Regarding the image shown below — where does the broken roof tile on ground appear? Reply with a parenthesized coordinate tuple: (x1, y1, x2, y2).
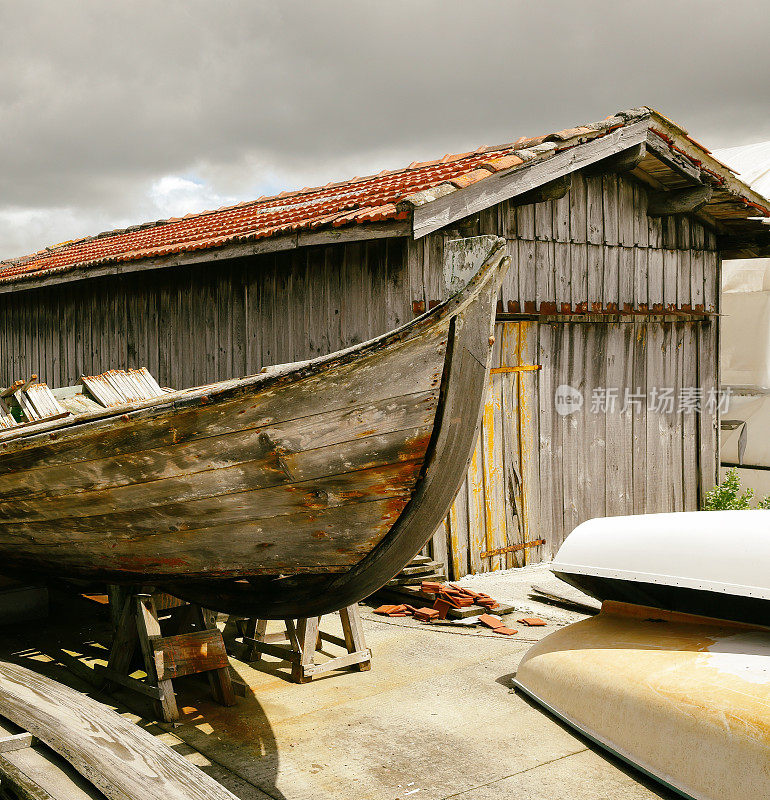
(3, 105, 769, 287)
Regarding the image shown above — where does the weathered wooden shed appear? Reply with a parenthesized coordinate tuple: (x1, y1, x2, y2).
(1, 106, 768, 579)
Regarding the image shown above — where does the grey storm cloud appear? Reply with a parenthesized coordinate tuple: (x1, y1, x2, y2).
(1, 0, 769, 257)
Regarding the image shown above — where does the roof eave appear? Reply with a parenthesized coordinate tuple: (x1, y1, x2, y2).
(0, 219, 411, 296)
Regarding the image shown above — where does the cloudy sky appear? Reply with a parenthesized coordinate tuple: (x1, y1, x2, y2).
(2, 1, 769, 259)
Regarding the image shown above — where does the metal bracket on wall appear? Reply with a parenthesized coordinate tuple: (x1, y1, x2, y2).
(490, 365, 541, 374)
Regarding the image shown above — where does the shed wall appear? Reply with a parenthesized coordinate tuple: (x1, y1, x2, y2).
(429, 171, 720, 572)
(0, 238, 411, 390)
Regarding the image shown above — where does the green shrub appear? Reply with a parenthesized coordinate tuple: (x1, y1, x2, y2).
(703, 468, 770, 510)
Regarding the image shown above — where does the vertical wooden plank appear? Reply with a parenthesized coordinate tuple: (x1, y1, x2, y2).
(467, 434, 485, 575)
(518, 240, 537, 311)
(480, 371, 503, 572)
(697, 319, 719, 501)
(601, 174, 619, 246)
(619, 247, 635, 313)
(569, 172, 587, 244)
(554, 242, 571, 308)
(448, 478, 470, 579)
(682, 322, 699, 510)
(663, 249, 678, 311)
(517, 203, 535, 241)
(534, 200, 553, 242)
(518, 320, 542, 561)
(559, 323, 579, 541)
(617, 175, 635, 247)
(604, 323, 625, 516)
(499, 322, 523, 568)
(603, 246, 620, 309)
(501, 238, 520, 312)
(570, 244, 588, 309)
(535, 240, 554, 310)
(645, 322, 665, 512)
(691, 248, 705, 312)
(584, 324, 607, 522)
(648, 248, 664, 310)
(538, 322, 560, 553)
(586, 244, 603, 309)
(553, 191, 571, 244)
(632, 181, 649, 248)
(384, 238, 408, 332)
(631, 322, 648, 514)
(586, 175, 603, 245)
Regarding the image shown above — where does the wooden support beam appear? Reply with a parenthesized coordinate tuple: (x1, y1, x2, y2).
(583, 143, 647, 175)
(647, 185, 713, 217)
(645, 131, 704, 184)
(510, 175, 571, 206)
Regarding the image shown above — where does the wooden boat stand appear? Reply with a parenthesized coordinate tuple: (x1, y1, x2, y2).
(99, 588, 235, 722)
(237, 604, 371, 683)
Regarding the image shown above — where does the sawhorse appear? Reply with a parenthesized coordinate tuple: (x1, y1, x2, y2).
(238, 604, 371, 683)
(99, 588, 236, 722)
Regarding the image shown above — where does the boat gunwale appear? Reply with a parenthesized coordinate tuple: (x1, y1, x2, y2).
(0, 236, 507, 450)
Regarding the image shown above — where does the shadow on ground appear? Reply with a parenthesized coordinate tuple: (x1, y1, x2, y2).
(0, 586, 286, 800)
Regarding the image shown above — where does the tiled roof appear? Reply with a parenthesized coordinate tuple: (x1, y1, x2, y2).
(0, 106, 765, 287)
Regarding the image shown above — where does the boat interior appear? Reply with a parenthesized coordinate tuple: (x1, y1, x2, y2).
(0, 368, 170, 431)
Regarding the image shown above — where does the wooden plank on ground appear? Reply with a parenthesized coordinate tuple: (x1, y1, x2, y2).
(0, 661, 238, 800)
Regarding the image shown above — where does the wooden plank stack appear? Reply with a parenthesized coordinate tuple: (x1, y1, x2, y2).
(81, 367, 165, 407)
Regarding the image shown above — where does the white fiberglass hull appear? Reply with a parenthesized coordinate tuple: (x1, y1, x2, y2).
(515, 602, 770, 800)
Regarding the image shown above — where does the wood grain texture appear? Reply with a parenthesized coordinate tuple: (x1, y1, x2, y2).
(0, 661, 238, 800)
(0, 238, 508, 617)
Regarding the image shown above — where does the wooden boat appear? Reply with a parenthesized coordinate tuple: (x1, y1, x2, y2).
(0, 237, 508, 618)
(514, 510, 770, 800)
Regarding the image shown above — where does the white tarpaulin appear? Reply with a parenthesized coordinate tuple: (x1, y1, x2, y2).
(715, 144, 770, 390)
(721, 289, 770, 388)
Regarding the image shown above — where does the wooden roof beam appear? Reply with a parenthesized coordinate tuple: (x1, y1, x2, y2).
(647, 185, 713, 217)
(583, 143, 647, 175)
(510, 174, 572, 206)
(645, 130, 705, 185)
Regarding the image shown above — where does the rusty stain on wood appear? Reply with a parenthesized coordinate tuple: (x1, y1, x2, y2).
(480, 538, 546, 559)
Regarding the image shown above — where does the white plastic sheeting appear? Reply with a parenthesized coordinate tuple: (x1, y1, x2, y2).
(714, 141, 770, 200)
(721, 290, 770, 388)
(552, 510, 770, 600)
(716, 143, 770, 391)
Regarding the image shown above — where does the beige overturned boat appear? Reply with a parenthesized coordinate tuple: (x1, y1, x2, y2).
(515, 510, 770, 800)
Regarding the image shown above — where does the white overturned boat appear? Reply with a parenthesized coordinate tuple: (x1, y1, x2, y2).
(515, 510, 770, 800)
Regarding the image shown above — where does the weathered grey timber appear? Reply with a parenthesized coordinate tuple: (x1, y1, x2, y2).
(0, 239, 508, 617)
(0, 661, 237, 800)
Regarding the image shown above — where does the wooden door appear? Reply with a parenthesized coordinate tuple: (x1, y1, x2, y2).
(432, 321, 544, 578)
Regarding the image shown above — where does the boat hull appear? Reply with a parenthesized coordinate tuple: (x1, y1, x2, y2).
(515, 602, 770, 800)
(0, 238, 508, 617)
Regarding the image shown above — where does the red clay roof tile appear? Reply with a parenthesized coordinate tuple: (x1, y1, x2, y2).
(1, 106, 762, 287)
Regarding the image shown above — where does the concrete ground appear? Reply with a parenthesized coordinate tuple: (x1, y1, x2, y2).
(0, 579, 677, 800)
